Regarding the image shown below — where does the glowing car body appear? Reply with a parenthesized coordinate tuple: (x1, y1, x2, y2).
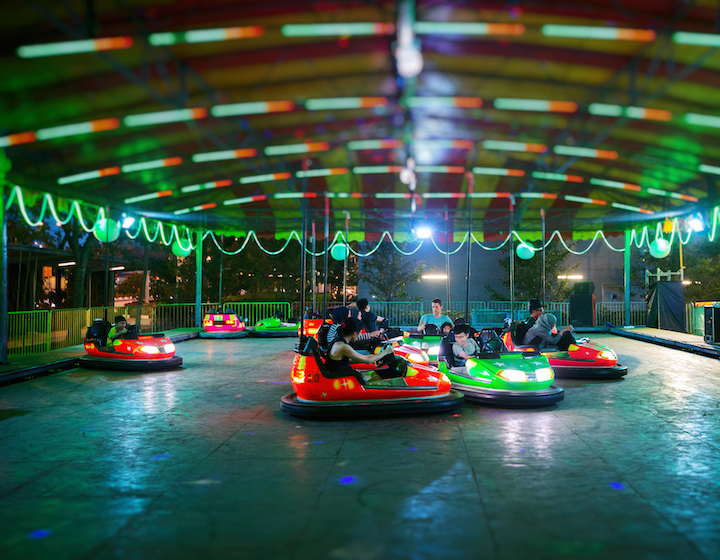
(502, 323, 627, 379)
(251, 316, 299, 338)
(281, 337, 464, 418)
(80, 319, 183, 371)
(438, 329, 564, 407)
(403, 333, 443, 363)
(199, 310, 248, 339)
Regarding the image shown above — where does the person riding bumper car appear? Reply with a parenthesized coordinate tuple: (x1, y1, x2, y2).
(80, 318, 183, 371)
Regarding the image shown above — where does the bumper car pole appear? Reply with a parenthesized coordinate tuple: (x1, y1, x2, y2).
(465, 172, 473, 324)
(510, 197, 515, 323)
(195, 230, 202, 328)
(299, 162, 308, 335)
(323, 196, 329, 320)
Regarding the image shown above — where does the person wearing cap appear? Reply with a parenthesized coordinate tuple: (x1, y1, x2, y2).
(526, 299, 545, 330)
(106, 315, 128, 345)
(357, 298, 385, 334)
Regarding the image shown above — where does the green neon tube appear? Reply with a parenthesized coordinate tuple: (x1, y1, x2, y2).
(375, 193, 406, 198)
(590, 178, 626, 189)
(265, 144, 311, 156)
(494, 99, 550, 111)
(281, 23, 385, 36)
(124, 108, 202, 127)
(192, 151, 237, 163)
(565, 195, 594, 204)
(482, 140, 526, 151)
(306, 98, 365, 110)
(407, 97, 457, 108)
(414, 22, 490, 35)
(121, 159, 169, 173)
(684, 113, 720, 129)
(239, 174, 277, 184)
(273, 193, 304, 199)
(353, 166, 397, 174)
(588, 103, 623, 117)
(37, 122, 94, 140)
(124, 192, 162, 204)
(700, 164, 720, 176)
(148, 32, 178, 46)
(542, 25, 618, 40)
(673, 32, 720, 47)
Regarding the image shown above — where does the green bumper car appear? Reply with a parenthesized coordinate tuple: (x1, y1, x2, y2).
(251, 316, 299, 338)
(438, 329, 564, 408)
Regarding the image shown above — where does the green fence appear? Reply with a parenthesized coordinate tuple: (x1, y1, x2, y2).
(595, 302, 646, 327)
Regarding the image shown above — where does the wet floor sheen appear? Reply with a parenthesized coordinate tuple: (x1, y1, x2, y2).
(0, 334, 719, 560)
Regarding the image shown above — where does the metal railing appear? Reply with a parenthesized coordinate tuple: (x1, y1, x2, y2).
(7, 310, 51, 357)
(224, 302, 292, 325)
(595, 302, 646, 327)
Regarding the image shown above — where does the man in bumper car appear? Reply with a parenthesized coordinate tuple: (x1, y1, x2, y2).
(326, 317, 399, 379)
(451, 324, 481, 368)
(418, 298, 454, 334)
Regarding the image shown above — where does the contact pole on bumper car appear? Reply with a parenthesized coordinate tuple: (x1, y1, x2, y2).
(299, 159, 309, 337)
(509, 197, 515, 322)
(322, 195, 329, 320)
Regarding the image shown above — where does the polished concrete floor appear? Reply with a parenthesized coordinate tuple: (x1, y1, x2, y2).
(0, 334, 718, 560)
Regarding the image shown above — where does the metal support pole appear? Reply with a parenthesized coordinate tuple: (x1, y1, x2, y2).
(624, 230, 631, 326)
(509, 198, 515, 322)
(311, 222, 316, 314)
(465, 173, 474, 324)
(218, 235, 224, 307)
(541, 208, 546, 304)
(103, 222, 109, 322)
(195, 231, 203, 328)
(323, 196, 330, 319)
(343, 211, 349, 307)
(0, 183, 8, 364)
(140, 241, 149, 305)
(445, 208, 450, 309)
(299, 199, 307, 334)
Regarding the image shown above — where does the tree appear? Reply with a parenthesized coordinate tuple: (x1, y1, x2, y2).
(359, 242, 425, 301)
(484, 241, 579, 302)
(115, 272, 144, 299)
(58, 219, 99, 308)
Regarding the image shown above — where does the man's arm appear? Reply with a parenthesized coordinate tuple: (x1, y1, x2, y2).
(453, 343, 472, 360)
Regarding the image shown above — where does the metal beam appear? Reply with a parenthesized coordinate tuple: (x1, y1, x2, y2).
(0, 183, 8, 364)
(195, 230, 203, 328)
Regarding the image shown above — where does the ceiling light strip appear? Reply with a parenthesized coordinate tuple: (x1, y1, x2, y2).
(124, 190, 173, 205)
(265, 142, 330, 156)
(553, 146, 618, 159)
(542, 25, 656, 41)
(17, 37, 133, 58)
(192, 149, 257, 162)
(281, 23, 395, 37)
(305, 97, 388, 110)
(493, 98, 578, 113)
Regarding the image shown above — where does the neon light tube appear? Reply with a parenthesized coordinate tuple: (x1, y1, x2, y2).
(121, 157, 182, 173)
(684, 113, 720, 128)
(124, 108, 207, 127)
(493, 99, 577, 113)
(422, 193, 466, 198)
(57, 166, 121, 185)
(588, 103, 623, 117)
(542, 25, 656, 41)
(124, 190, 173, 205)
(564, 195, 605, 205)
(414, 140, 475, 149)
(173, 203, 217, 215)
(17, 37, 133, 58)
(239, 172, 292, 184)
(612, 202, 654, 214)
(375, 193, 411, 199)
(180, 180, 233, 194)
(673, 32, 720, 47)
(273, 193, 316, 199)
(518, 193, 558, 199)
(149, 27, 263, 46)
(281, 23, 394, 36)
(589, 178, 641, 192)
(553, 146, 618, 159)
(192, 149, 257, 162)
(36, 118, 120, 140)
(415, 166, 466, 173)
(469, 192, 512, 198)
(353, 166, 404, 174)
(347, 140, 403, 150)
(414, 22, 524, 35)
(407, 97, 482, 108)
(482, 140, 547, 153)
(210, 101, 295, 117)
(700, 164, 720, 176)
(305, 97, 388, 110)
(472, 167, 525, 176)
(0, 132, 37, 148)
(646, 188, 698, 202)
(325, 192, 364, 198)
(296, 168, 348, 178)
(224, 195, 267, 206)
(265, 142, 330, 156)
(532, 172, 583, 183)
(626, 107, 672, 121)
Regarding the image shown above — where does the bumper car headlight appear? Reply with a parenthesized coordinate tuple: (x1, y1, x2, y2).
(139, 345, 160, 354)
(497, 369, 528, 382)
(428, 346, 440, 356)
(406, 351, 429, 364)
(535, 367, 554, 382)
(599, 350, 616, 361)
(164, 343, 175, 353)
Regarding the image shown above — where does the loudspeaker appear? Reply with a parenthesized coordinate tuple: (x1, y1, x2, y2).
(573, 281, 595, 295)
(705, 306, 720, 344)
(570, 294, 596, 327)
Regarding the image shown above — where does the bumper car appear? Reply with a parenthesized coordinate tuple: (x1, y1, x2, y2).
(281, 337, 464, 418)
(199, 307, 248, 339)
(438, 329, 564, 408)
(79, 319, 183, 371)
(502, 322, 627, 379)
(251, 315, 300, 338)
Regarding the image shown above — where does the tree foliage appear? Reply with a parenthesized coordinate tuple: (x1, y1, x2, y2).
(484, 241, 579, 302)
(359, 242, 425, 301)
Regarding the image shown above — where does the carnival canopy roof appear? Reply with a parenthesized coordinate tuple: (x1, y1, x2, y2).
(2, 0, 719, 240)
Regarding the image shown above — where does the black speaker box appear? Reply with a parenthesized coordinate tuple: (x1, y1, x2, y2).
(573, 281, 595, 295)
(570, 294, 596, 327)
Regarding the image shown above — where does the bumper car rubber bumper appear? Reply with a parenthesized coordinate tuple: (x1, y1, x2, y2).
(199, 330, 249, 339)
(79, 355, 183, 371)
(551, 363, 627, 379)
(280, 390, 465, 418)
(451, 383, 564, 408)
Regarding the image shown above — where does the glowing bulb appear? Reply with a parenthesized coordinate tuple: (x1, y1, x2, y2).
(416, 226, 432, 239)
(395, 44, 423, 78)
